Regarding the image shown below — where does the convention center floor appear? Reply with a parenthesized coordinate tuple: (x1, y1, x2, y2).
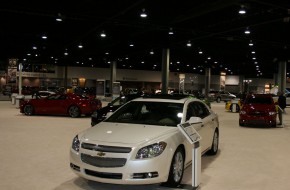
(1, 99, 290, 190)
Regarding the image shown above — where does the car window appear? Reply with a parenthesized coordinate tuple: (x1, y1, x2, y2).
(193, 102, 210, 119)
(245, 96, 273, 104)
(186, 103, 198, 121)
(105, 101, 183, 126)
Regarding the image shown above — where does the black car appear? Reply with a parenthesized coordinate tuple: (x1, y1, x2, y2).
(91, 93, 142, 126)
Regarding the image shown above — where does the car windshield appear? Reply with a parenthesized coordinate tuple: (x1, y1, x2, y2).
(245, 96, 273, 104)
(104, 101, 184, 127)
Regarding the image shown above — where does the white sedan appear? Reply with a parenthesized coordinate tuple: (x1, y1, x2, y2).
(70, 95, 219, 187)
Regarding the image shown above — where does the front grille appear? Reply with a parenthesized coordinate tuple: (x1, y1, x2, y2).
(81, 143, 132, 153)
(85, 169, 122, 179)
(81, 153, 127, 167)
(249, 111, 267, 116)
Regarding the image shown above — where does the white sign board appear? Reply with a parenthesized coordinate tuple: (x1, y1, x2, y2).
(177, 122, 201, 144)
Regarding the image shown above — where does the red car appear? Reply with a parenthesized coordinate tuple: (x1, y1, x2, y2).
(20, 93, 102, 118)
(239, 94, 277, 127)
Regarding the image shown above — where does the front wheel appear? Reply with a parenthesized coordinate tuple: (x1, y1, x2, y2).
(24, 104, 34, 115)
(230, 104, 240, 112)
(164, 147, 185, 187)
(207, 129, 219, 155)
(68, 106, 80, 118)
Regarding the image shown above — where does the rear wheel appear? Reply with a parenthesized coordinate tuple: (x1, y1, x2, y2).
(68, 106, 80, 118)
(164, 147, 185, 187)
(24, 105, 34, 115)
(207, 129, 219, 155)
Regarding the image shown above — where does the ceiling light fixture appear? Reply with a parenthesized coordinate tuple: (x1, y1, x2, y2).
(150, 49, 154, 55)
(140, 8, 147, 18)
(41, 34, 47, 39)
(187, 40, 192, 47)
(239, 5, 246, 14)
(198, 48, 203, 54)
(168, 28, 174, 35)
(244, 28, 250, 34)
(249, 40, 254, 46)
(100, 31, 106, 38)
(78, 44, 83, 48)
(56, 13, 63, 22)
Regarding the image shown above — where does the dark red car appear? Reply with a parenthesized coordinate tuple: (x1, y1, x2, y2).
(20, 93, 102, 117)
(239, 94, 277, 127)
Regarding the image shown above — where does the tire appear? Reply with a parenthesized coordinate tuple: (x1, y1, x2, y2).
(230, 104, 240, 112)
(216, 97, 221, 103)
(68, 106, 80, 118)
(24, 104, 34, 116)
(164, 147, 185, 187)
(207, 129, 219, 155)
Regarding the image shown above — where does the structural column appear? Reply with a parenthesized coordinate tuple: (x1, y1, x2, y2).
(278, 61, 286, 93)
(110, 61, 117, 94)
(205, 68, 211, 98)
(161, 48, 170, 94)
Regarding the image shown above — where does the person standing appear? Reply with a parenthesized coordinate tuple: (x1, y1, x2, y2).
(277, 91, 286, 125)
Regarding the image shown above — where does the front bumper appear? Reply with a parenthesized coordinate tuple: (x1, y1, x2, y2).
(69, 147, 172, 185)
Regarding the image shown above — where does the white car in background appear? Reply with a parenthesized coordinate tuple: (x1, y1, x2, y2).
(70, 94, 219, 187)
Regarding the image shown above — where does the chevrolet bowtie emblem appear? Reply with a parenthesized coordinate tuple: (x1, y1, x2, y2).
(97, 152, 106, 157)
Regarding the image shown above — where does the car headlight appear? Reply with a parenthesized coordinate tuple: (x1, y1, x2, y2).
(240, 110, 246, 115)
(136, 142, 167, 159)
(269, 111, 276, 116)
(72, 135, 80, 152)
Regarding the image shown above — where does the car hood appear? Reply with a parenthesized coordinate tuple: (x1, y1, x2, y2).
(242, 104, 276, 112)
(82, 122, 177, 144)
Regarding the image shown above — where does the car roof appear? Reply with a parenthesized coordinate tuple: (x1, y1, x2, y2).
(132, 94, 198, 103)
(246, 93, 273, 98)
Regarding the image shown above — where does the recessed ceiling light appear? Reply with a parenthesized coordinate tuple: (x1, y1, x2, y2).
(186, 40, 192, 47)
(140, 8, 147, 18)
(168, 28, 174, 35)
(56, 13, 63, 22)
(100, 31, 106, 37)
(244, 28, 250, 34)
(239, 5, 246, 14)
(249, 41, 254, 46)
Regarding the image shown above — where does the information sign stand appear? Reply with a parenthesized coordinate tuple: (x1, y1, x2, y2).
(177, 121, 202, 188)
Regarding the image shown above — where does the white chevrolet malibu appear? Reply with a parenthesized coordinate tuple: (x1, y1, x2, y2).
(70, 95, 219, 187)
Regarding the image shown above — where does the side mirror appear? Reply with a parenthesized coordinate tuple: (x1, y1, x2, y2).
(188, 116, 202, 124)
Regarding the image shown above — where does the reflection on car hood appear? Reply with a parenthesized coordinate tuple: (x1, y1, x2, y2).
(82, 122, 177, 144)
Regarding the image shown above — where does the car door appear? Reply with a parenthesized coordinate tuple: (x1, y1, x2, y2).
(185, 101, 210, 153)
(43, 94, 67, 114)
(187, 101, 214, 153)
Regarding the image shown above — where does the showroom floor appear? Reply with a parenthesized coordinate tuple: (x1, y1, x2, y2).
(1, 99, 290, 190)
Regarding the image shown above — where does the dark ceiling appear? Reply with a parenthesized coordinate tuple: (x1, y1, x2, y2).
(0, 0, 289, 78)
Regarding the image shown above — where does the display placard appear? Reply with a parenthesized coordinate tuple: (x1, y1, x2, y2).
(177, 122, 201, 144)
